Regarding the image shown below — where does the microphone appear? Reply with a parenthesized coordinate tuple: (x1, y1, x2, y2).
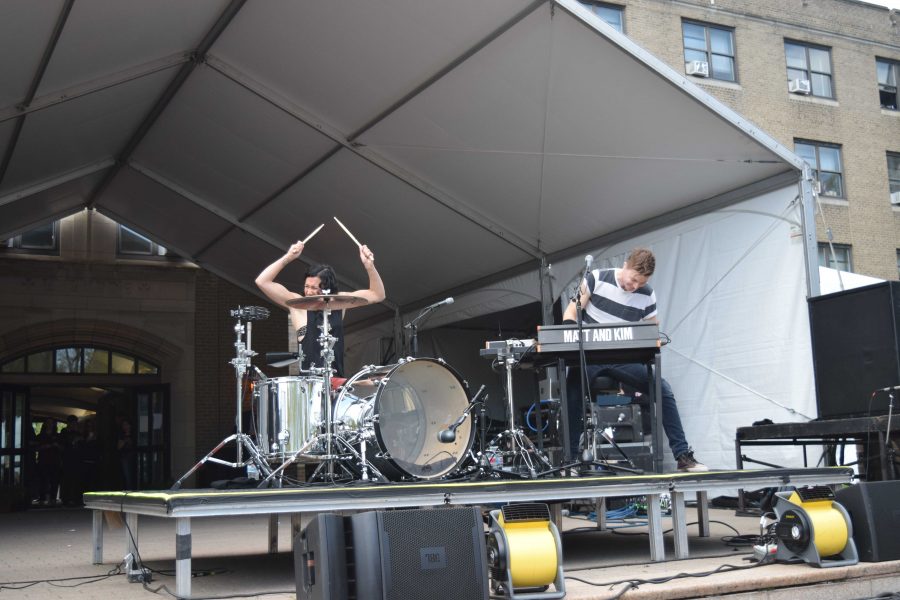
(438, 405, 466, 443)
(424, 297, 454, 311)
(438, 385, 485, 443)
(438, 428, 457, 443)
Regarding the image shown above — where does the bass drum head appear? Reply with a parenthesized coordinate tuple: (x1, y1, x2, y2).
(374, 358, 472, 480)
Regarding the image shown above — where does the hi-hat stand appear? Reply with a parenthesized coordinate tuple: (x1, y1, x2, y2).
(172, 306, 274, 490)
(487, 341, 555, 479)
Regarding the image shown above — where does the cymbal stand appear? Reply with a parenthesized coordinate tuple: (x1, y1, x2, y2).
(263, 301, 385, 484)
(488, 343, 554, 479)
(172, 308, 274, 489)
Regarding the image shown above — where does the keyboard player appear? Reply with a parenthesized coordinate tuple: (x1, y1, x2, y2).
(562, 248, 707, 472)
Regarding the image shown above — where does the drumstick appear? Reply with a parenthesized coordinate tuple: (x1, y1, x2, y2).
(302, 223, 324, 244)
(333, 216, 362, 248)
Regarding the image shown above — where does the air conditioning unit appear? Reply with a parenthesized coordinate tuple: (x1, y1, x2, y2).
(685, 60, 709, 77)
(789, 78, 812, 95)
(890, 191, 900, 206)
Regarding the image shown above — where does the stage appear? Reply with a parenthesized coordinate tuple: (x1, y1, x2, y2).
(84, 466, 853, 598)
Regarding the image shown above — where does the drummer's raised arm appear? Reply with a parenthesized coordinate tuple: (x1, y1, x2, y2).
(346, 244, 385, 305)
(255, 241, 304, 310)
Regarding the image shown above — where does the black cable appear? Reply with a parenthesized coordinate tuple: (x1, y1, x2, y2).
(608, 520, 743, 537)
(565, 559, 768, 591)
(565, 550, 755, 573)
(142, 577, 295, 600)
(721, 533, 761, 547)
(0, 563, 124, 591)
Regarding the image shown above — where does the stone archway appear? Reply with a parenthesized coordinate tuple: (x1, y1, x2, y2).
(0, 318, 193, 493)
(0, 318, 183, 366)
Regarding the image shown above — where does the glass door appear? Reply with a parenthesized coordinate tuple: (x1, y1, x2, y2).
(132, 385, 170, 489)
(0, 386, 29, 509)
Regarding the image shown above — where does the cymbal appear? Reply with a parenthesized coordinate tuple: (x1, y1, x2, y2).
(286, 294, 368, 311)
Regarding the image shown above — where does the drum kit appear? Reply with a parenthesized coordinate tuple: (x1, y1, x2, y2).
(173, 295, 496, 489)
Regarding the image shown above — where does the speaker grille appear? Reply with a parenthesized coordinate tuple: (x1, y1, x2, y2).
(378, 507, 487, 600)
(795, 486, 835, 502)
(501, 503, 550, 522)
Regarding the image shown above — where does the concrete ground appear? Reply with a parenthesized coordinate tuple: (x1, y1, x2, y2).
(1, 502, 898, 600)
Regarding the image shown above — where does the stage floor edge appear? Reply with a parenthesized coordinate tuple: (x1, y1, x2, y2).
(84, 467, 852, 599)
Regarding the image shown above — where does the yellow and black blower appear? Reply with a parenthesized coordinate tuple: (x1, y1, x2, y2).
(773, 486, 858, 567)
(487, 503, 565, 600)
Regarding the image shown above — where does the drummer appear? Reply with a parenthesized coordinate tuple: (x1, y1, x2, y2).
(255, 240, 385, 378)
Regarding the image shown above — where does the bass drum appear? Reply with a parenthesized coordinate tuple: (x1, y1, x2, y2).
(333, 358, 473, 480)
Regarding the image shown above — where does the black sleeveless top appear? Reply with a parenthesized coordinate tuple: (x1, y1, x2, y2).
(298, 310, 345, 377)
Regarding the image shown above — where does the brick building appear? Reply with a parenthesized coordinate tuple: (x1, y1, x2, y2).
(0, 211, 289, 497)
(580, 0, 900, 279)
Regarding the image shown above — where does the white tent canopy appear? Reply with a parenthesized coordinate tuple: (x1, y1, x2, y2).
(2, 1, 829, 472)
(0, 0, 812, 332)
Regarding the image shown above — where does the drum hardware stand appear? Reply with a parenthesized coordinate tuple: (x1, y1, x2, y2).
(171, 306, 275, 490)
(262, 299, 387, 485)
(491, 342, 555, 479)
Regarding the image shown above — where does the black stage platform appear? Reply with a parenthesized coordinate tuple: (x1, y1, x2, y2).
(84, 467, 852, 599)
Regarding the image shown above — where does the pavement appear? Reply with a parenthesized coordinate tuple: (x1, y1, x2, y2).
(1, 502, 899, 600)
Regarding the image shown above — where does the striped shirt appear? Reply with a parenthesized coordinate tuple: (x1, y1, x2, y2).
(581, 268, 657, 324)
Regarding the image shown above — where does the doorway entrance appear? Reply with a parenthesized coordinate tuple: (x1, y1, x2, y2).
(0, 383, 169, 508)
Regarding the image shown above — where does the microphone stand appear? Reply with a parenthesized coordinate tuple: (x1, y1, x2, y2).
(403, 305, 439, 358)
(886, 389, 897, 480)
(574, 282, 603, 470)
(545, 268, 641, 477)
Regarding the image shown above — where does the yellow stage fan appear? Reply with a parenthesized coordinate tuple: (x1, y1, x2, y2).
(487, 503, 565, 600)
(773, 486, 858, 567)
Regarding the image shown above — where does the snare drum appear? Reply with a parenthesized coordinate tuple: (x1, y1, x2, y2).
(333, 358, 473, 480)
(257, 376, 325, 458)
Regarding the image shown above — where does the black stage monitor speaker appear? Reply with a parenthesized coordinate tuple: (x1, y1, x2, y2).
(295, 513, 348, 600)
(808, 281, 900, 419)
(351, 506, 489, 600)
(835, 481, 900, 562)
(296, 507, 489, 600)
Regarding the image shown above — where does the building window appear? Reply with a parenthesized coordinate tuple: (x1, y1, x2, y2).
(785, 40, 833, 98)
(795, 140, 844, 198)
(2, 221, 59, 255)
(117, 225, 171, 258)
(0, 346, 158, 375)
(818, 243, 852, 272)
(578, 1, 624, 33)
(682, 21, 736, 82)
(877, 58, 899, 110)
(888, 153, 900, 206)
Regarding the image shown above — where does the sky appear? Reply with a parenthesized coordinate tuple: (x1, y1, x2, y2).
(860, 0, 899, 9)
